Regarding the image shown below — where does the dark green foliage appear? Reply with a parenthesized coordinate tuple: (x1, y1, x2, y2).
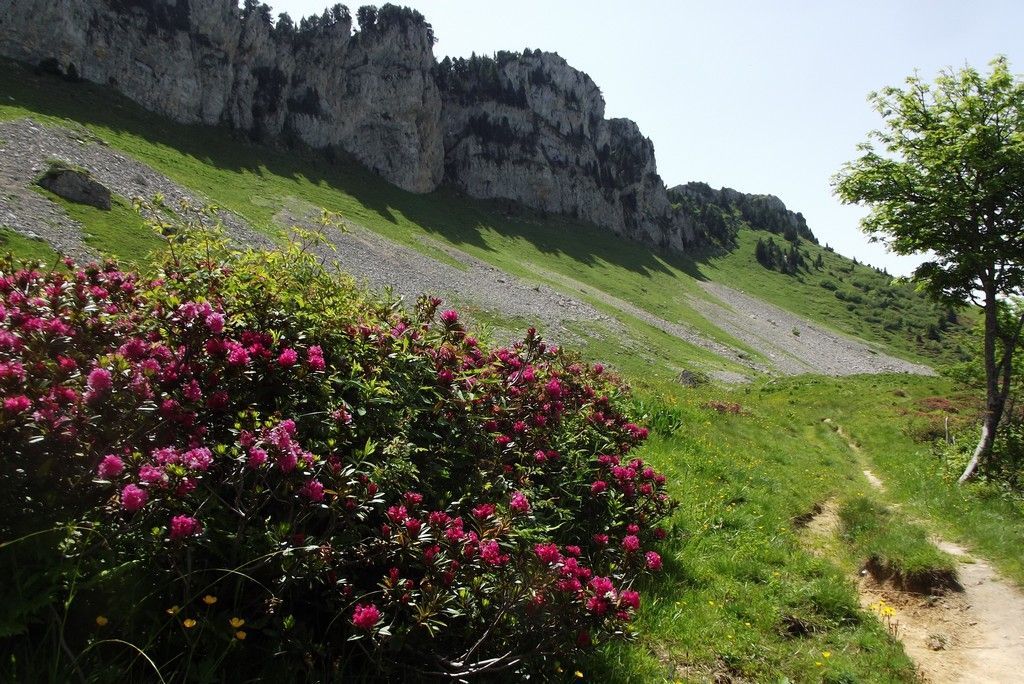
(835, 56, 1024, 482)
(356, 4, 433, 42)
(669, 182, 817, 251)
(755, 236, 805, 274)
(434, 52, 531, 107)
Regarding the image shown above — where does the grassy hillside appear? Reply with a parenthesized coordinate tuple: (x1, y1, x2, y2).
(701, 229, 974, 366)
(0, 58, 971, 376)
(2, 58, 1021, 682)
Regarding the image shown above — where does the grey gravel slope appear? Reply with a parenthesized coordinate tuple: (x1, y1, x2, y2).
(0, 117, 934, 379)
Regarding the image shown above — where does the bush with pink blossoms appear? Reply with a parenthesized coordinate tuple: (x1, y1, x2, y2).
(0, 222, 672, 681)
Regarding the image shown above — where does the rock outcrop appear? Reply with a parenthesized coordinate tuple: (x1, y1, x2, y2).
(668, 182, 817, 246)
(0, 1, 443, 193)
(0, 1, 813, 254)
(436, 50, 687, 250)
(36, 163, 112, 210)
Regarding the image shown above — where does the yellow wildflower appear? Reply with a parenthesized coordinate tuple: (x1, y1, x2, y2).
(202, 594, 218, 605)
(822, 651, 832, 659)
(166, 605, 180, 616)
(234, 630, 247, 640)
(95, 615, 109, 627)
(230, 617, 246, 628)
(183, 618, 197, 629)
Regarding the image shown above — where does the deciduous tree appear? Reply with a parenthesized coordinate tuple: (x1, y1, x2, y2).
(834, 57, 1024, 482)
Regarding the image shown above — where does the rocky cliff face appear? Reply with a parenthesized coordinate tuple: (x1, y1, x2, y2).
(0, 1, 443, 192)
(436, 50, 689, 250)
(0, 1, 801, 254)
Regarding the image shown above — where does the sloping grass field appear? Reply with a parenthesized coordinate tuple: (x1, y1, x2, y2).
(1, 59, 1021, 682)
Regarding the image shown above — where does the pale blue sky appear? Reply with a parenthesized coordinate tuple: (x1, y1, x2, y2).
(273, 1, 1023, 275)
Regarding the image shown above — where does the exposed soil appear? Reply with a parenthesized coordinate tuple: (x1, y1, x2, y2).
(856, 538, 1024, 684)
(808, 422, 1024, 683)
(275, 202, 614, 343)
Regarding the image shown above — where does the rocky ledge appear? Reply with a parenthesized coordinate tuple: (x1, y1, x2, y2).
(0, 1, 815, 252)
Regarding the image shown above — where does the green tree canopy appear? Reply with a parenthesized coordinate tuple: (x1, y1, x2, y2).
(834, 57, 1024, 482)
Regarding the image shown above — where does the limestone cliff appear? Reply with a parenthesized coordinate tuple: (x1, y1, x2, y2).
(0, 1, 808, 255)
(0, 1, 443, 192)
(436, 50, 688, 250)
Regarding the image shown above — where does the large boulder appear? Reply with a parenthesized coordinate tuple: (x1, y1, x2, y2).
(36, 164, 111, 210)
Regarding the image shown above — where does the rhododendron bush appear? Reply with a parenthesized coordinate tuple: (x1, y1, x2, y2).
(0, 227, 671, 680)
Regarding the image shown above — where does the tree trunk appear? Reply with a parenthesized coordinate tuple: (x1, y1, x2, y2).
(958, 282, 1024, 483)
(959, 280, 1002, 483)
(959, 409, 998, 483)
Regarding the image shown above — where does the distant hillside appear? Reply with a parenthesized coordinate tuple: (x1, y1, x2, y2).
(0, 1, 826, 256)
(0, 59, 970, 379)
(668, 182, 817, 248)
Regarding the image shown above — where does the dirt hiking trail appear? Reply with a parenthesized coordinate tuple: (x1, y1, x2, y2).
(813, 420, 1024, 683)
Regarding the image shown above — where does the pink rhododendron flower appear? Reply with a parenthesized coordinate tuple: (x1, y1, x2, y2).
(87, 367, 113, 394)
(351, 603, 381, 630)
(620, 589, 641, 610)
(245, 446, 266, 466)
(428, 510, 450, 528)
(471, 503, 495, 519)
(622, 535, 640, 552)
(97, 454, 124, 479)
(593, 533, 609, 546)
(277, 348, 298, 366)
(590, 480, 607, 494)
(589, 576, 613, 597)
(0, 361, 26, 381)
(277, 451, 298, 473)
(226, 343, 249, 367)
(586, 596, 608, 615)
(535, 543, 561, 564)
(645, 551, 663, 571)
(138, 464, 166, 485)
(169, 515, 200, 540)
(183, 447, 213, 471)
(182, 380, 202, 402)
(3, 395, 31, 413)
(205, 312, 225, 333)
(207, 391, 229, 411)
(480, 540, 509, 566)
(509, 491, 530, 514)
(121, 484, 148, 511)
(307, 345, 325, 371)
(300, 479, 325, 502)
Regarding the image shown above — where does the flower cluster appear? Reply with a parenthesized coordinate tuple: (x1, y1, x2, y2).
(0, 231, 672, 681)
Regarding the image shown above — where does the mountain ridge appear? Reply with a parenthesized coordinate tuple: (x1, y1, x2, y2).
(0, 0, 813, 254)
